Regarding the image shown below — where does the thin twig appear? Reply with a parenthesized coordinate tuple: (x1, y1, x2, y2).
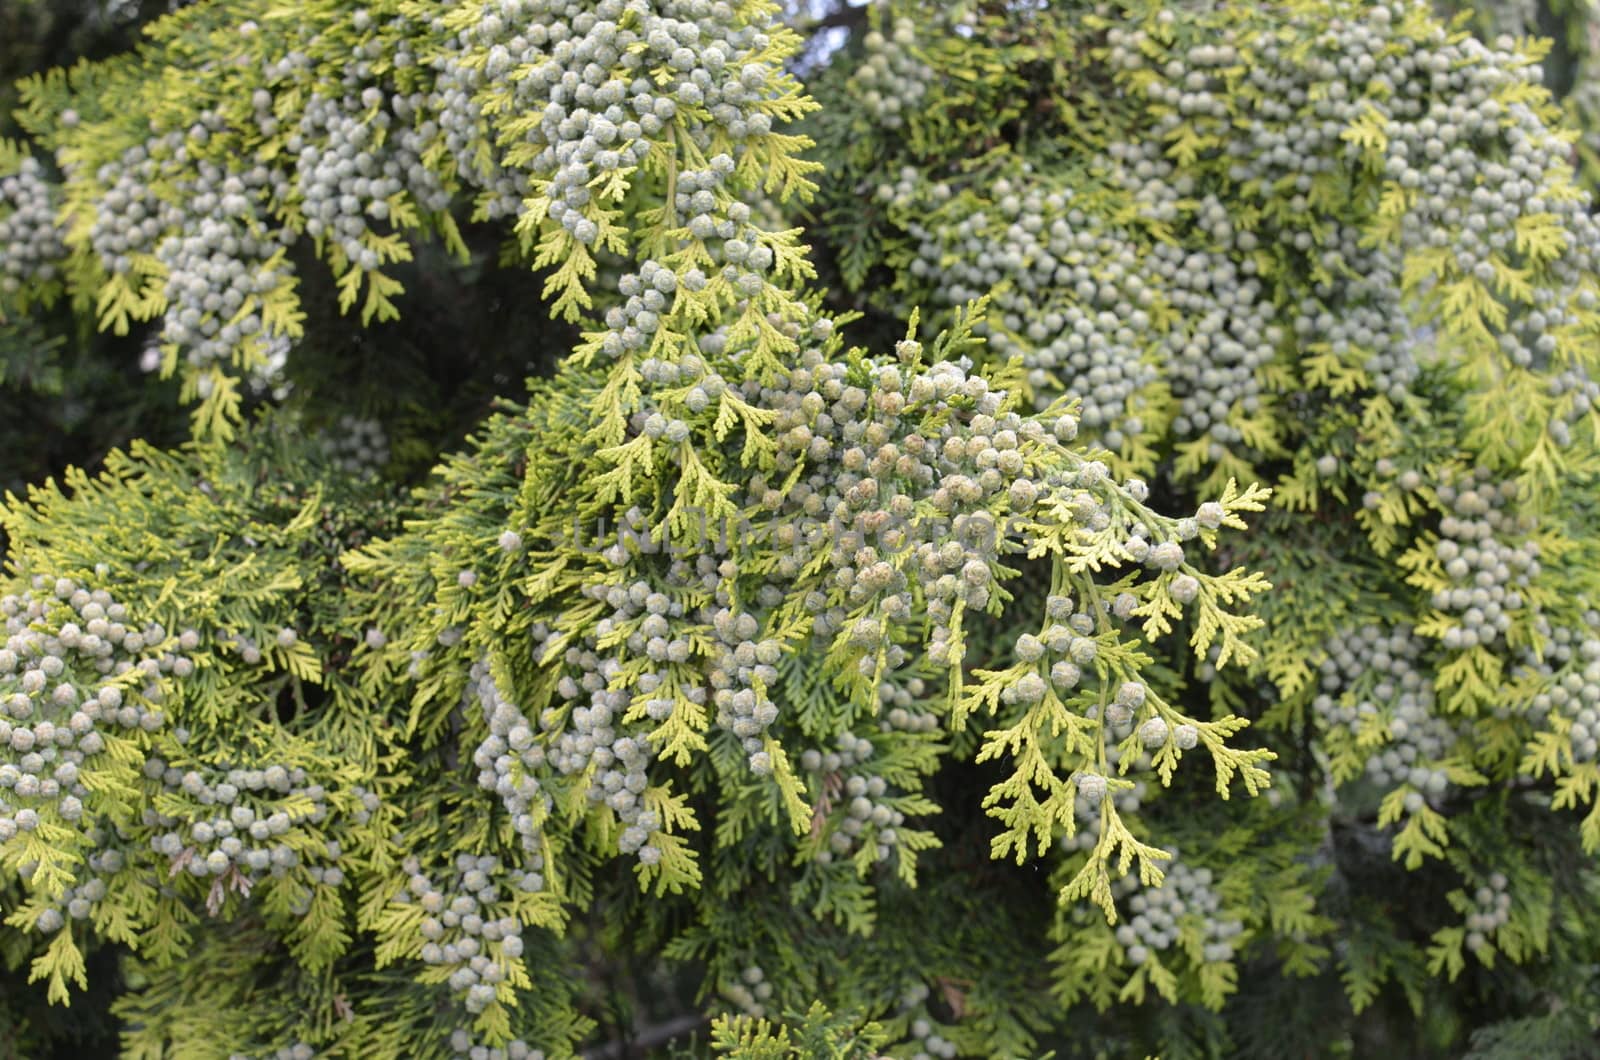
(581, 1011, 709, 1060)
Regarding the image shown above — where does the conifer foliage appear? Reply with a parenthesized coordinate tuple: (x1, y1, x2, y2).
(0, 1, 1597, 1057)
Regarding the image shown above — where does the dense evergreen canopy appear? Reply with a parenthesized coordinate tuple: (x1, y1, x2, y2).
(1, 1, 1598, 1057)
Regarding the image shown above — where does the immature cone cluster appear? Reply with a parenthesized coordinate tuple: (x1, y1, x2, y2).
(603, 260, 697, 359)
(800, 734, 903, 867)
(881, 697, 940, 735)
(1099, 39, 1425, 418)
(1547, 365, 1600, 447)
(540, 613, 660, 865)
(570, 492, 795, 793)
(1137, 211, 1280, 456)
(1312, 624, 1457, 799)
(423, 0, 788, 245)
(836, 0, 1600, 495)
(893, 982, 958, 1060)
(578, 312, 1202, 804)
(137, 756, 351, 919)
(718, 963, 773, 1018)
(4, 0, 806, 402)
(400, 852, 539, 1016)
(1292, 246, 1420, 407)
(1463, 871, 1512, 952)
(245, 334, 295, 400)
(1517, 610, 1600, 762)
(151, 135, 297, 373)
(708, 610, 784, 768)
(0, 157, 67, 297)
(287, 89, 450, 267)
(323, 415, 391, 476)
(469, 657, 553, 863)
(413, 29, 527, 222)
(0, 578, 195, 851)
(560, 304, 1240, 822)
(86, 140, 182, 276)
(1062, 748, 1148, 853)
(799, 730, 873, 780)
(447, 1028, 545, 1060)
(1115, 10, 1600, 403)
(903, 180, 1161, 442)
(45, 843, 120, 927)
(1114, 853, 1243, 966)
(1019, 596, 1103, 708)
(743, 345, 1088, 679)
(1021, 592, 1197, 753)
(1430, 470, 1536, 651)
(849, 14, 934, 129)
